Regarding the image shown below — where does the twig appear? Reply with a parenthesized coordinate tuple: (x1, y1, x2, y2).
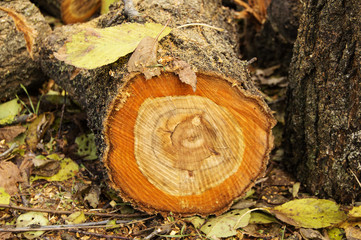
(350, 169, 361, 188)
(69, 229, 133, 239)
(0, 220, 132, 232)
(177, 23, 224, 32)
(57, 91, 67, 140)
(0, 204, 149, 218)
(0, 143, 18, 160)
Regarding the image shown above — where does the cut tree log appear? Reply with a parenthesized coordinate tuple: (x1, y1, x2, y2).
(0, 0, 51, 100)
(40, 0, 276, 216)
(33, 0, 100, 24)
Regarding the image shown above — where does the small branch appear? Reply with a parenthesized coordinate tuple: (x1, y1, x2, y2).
(0, 220, 131, 232)
(0, 204, 148, 218)
(69, 229, 133, 239)
(0, 143, 18, 160)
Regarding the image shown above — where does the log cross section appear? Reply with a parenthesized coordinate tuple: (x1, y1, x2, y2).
(104, 72, 275, 216)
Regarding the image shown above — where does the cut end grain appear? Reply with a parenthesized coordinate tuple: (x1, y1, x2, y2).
(103, 72, 276, 216)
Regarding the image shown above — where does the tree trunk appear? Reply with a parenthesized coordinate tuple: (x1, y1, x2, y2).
(40, 0, 276, 216)
(0, 0, 51, 100)
(285, 0, 361, 203)
(33, 0, 100, 24)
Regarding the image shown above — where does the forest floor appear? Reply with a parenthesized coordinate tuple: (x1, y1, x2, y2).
(0, 2, 359, 240)
(1, 67, 355, 240)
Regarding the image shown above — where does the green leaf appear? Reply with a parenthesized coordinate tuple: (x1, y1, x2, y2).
(31, 156, 79, 182)
(75, 133, 98, 160)
(270, 198, 347, 228)
(16, 212, 49, 239)
(0, 187, 10, 208)
(54, 22, 172, 69)
(0, 99, 22, 125)
(200, 209, 251, 238)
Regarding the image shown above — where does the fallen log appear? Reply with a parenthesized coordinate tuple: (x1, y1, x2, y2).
(0, 0, 51, 100)
(40, 0, 276, 216)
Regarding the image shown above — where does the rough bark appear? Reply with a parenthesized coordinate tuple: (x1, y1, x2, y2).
(241, 0, 302, 74)
(285, 0, 361, 203)
(40, 0, 276, 215)
(33, 0, 100, 24)
(0, 0, 51, 101)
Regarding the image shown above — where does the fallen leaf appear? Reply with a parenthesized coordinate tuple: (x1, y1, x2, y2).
(84, 185, 101, 208)
(54, 22, 172, 69)
(0, 187, 10, 207)
(200, 208, 251, 238)
(0, 161, 22, 195)
(16, 212, 48, 239)
(75, 133, 98, 160)
(31, 156, 79, 182)
(344, 225, 361, 240)
(327, 228, 344, 240)
(66, 211, 86, 224)
(249, 212, 277, 224)
(299, 228, 327, 240)
(0, 99, 22, 125)
(25, 112, 55, 151)
(0, 126, 26, 142)
(270, 198, 347, 228)
(349, 206, 361, 218)
(32, 155, 61, 177)
(0, 7, 36, 59)
(128, 36, 160, 79)
(185, 216, 206, 229)
(171, 60, 197, 91)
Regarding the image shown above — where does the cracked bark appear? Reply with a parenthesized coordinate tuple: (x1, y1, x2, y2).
(284, 0, 361, 203)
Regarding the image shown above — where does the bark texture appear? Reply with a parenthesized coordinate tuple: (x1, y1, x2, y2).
(285, 0, 361, 203)
(40, 0, 275, 215)
(0, 0, 51, 100)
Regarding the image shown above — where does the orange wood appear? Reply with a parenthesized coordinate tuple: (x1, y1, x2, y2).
(105, 72, 274, 215)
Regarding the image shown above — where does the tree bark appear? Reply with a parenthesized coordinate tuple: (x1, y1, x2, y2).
(0, 0, 51, 100)
(33, 0, 100, 24)
(285, 0, 361, 203)
(40, 0, 276, 216)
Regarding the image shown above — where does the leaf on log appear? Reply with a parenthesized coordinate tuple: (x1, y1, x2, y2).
(54, 23, 172, 69)
(104, 72, 275, 216)
(127, 36, 160, 79)
(0, 6, 36, 59)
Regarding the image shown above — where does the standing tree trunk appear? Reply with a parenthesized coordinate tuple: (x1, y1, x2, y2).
(285, 0, 361, 203)
(40, 0, 276, 216)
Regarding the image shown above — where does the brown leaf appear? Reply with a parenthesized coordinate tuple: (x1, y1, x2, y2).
(25, 112, 55, 151)
(0, 161, 22, 195)
(0, 126, 26, 143)
(127, 36, 160, 79)
(172, 60, 197, 91)
(0, 7, 36, 59)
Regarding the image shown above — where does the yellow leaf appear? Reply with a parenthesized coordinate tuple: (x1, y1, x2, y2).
(270, 198, 347, 228)
(54, 23, 172, 69)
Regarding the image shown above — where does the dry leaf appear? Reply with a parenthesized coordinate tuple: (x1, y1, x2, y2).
(127, 36, 160, 79)
(0, 7, 36, 59)
(0, 126, 26, 142)
(172, 60, 197, 91)
(0, 161, 22, 195)
(25, 112, 55, 151)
